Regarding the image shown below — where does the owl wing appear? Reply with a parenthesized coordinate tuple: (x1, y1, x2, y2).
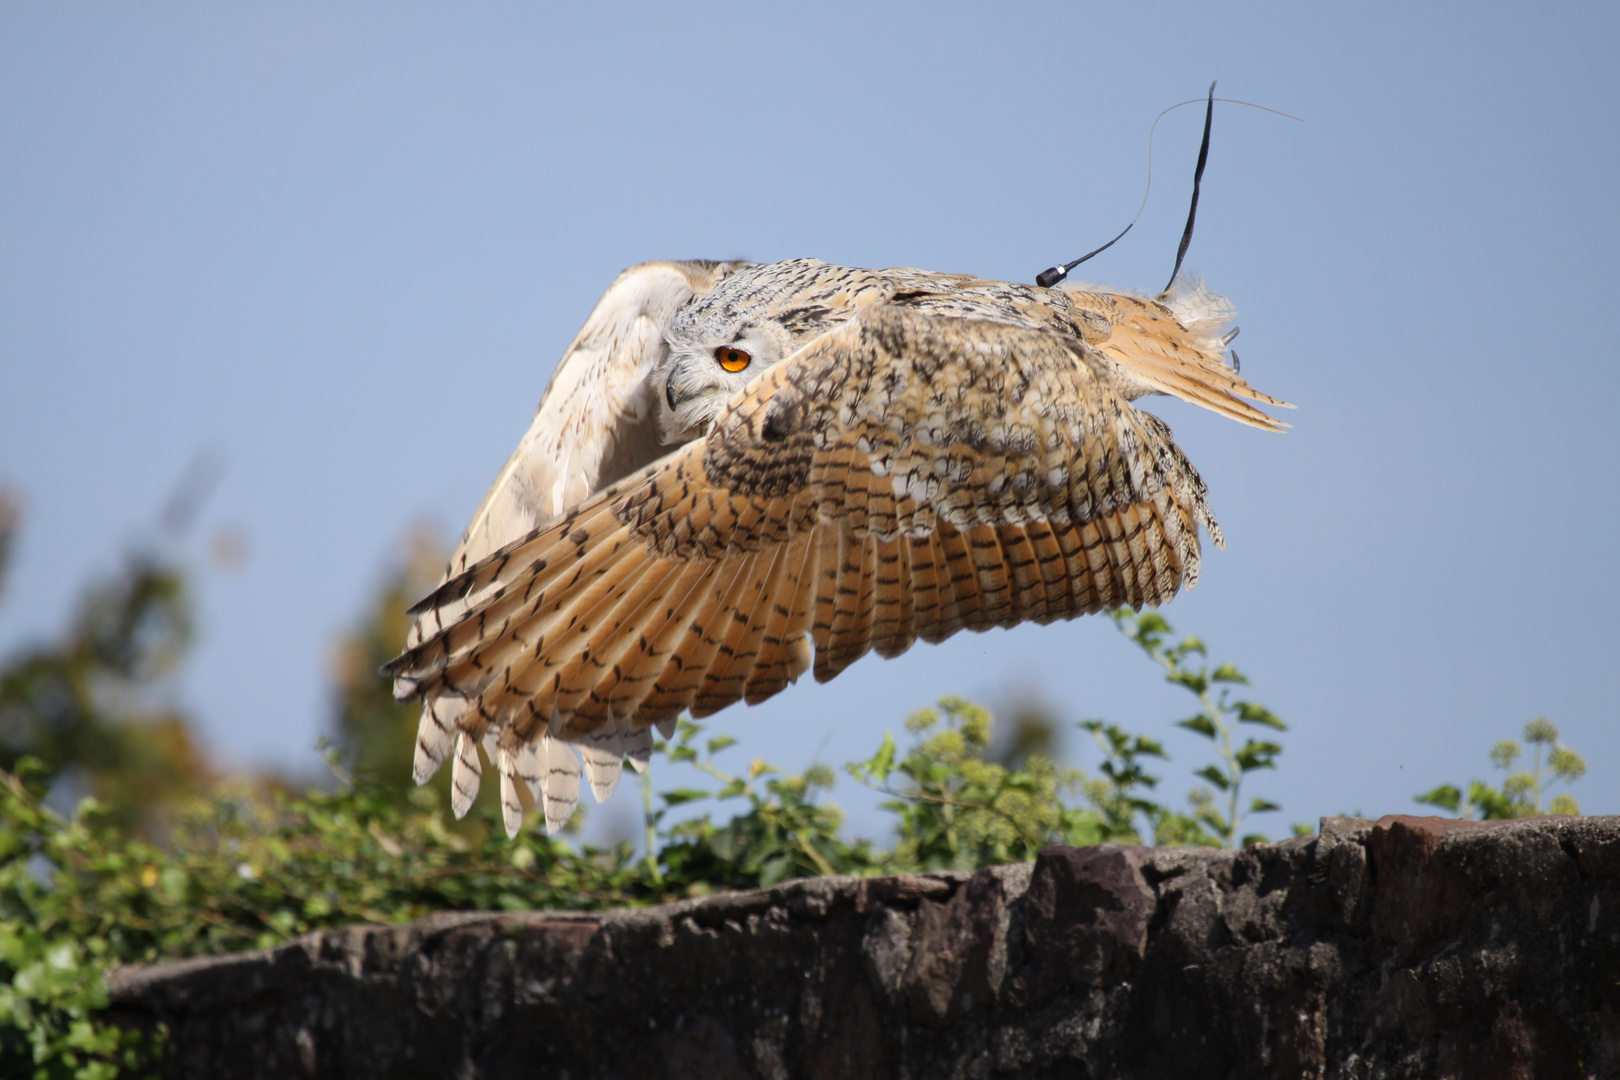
(1062, 282, 1293, 432)
(400, 259, 747, 825)
(388, 301, 1232, 835)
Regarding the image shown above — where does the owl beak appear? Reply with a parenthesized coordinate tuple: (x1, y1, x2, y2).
(665, 368, 693, 410)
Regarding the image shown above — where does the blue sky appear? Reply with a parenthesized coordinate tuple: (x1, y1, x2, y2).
(2, 3, 1616, 842)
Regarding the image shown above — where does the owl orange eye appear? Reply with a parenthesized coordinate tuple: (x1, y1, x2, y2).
(715, 346, 752, 373)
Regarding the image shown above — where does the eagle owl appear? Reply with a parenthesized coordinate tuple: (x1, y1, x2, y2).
(386, 257, 1290, 836)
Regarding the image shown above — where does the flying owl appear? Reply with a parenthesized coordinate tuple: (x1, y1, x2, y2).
(385, 257, 1290, 837)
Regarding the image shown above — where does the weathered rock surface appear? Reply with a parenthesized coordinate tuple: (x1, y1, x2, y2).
(108, 815, 1620, 1079)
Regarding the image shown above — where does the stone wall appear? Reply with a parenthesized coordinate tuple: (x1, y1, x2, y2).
(108, 815, 1620, 1079)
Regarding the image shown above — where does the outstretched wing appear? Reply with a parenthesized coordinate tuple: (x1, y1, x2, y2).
(389, 301, 1225, 834)
(400, 259, 747, 827)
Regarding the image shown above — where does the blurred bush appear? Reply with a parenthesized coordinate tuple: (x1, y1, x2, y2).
(0, 536, 211, 837)
(1414, 716, 1586, 818)
(327, 526, 451, 805)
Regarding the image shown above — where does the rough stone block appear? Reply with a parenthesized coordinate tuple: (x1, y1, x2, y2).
(107, 815, 1620, 1079)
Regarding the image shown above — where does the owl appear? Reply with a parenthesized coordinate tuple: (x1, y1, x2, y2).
(385, 257, 1290, 836)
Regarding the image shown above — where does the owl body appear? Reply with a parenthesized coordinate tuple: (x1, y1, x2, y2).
(386, 258, 1290, 835)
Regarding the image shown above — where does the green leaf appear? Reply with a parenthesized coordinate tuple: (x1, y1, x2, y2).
(1195, 765, 1231, 791)
(659, 788, 711, 806)
(1134, 736, 1167, 758)
(1167, 670, 1209, 694)
(1058, 809, 1106, 848)
(1234, 740, 1283, 772)
(1247, 798, 1280, 814)
(1413, 784, 1462, 813)
(1177, 714, 1217, 738)
(159, 867, 189, 902)
(1468, 780, 1516, 820)
(1137, 612, 1171, 633)
(1235, 702, 1287, 730)
(856, 732, 897, 784)
(706, 735, 738, 755)
(1210, 663, 1248, 684)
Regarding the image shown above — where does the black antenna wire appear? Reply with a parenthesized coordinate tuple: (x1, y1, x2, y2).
(1162, 81, 1217, 297)
(1032, 86, 1299, 292)
(1035, 223, 1133, 288)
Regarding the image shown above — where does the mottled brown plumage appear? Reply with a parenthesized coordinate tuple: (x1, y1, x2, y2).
(386, 259, 1291, 834)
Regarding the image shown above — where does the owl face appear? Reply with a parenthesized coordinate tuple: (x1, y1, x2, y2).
(657, 258, 887, 444)
(658, 264, 813, 444)
(657, 317, 794, 444)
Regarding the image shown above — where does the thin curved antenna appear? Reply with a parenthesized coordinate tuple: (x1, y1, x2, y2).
(1162, 81, 1217, 297)
(1034, 90, 1303, 290)
(1036, 223, 1133, 288)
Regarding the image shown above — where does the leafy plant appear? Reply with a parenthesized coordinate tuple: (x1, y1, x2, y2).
(3, 663, 1276, 1078)
(1414, 717, 1586, 819)
(0, 765, 164, 1080)
(0, 550, 210, 837)
(1110, 610, 1288, 847)
(850, 697, 1103, 870)
(0, 722, 890, 1077)
(650, 719, 886, 891)
(1076, 720, 1180, 845)
(0, 751, 649, 1079)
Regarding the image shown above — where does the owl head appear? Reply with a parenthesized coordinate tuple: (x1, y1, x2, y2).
(656, 258, 858, 445)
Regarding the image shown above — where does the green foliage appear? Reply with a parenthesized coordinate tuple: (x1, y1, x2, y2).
(0, 543, 211, 836)
(1111, 610, 1287, 847)
(1415, 717, 1586, 819)
(0, 766, 164, 1079)
(0, 660, 1277, 1077)
(851, 697, 1104, 870)
(328, 529, 449, 804)
(652, 720, 886, 890)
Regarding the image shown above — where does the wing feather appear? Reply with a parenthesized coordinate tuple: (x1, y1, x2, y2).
(696, 539, 791, 712)
(871, 535, 914, 658)
(813, 530, 876, 683)
(935, 525, 980, 636)
(904, 532, 945, 644)
(744, 531, 819, 703)
(742, 529, 817, 704)
(645, 552, 763, 719)
(1062, 285, 1292, 431)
